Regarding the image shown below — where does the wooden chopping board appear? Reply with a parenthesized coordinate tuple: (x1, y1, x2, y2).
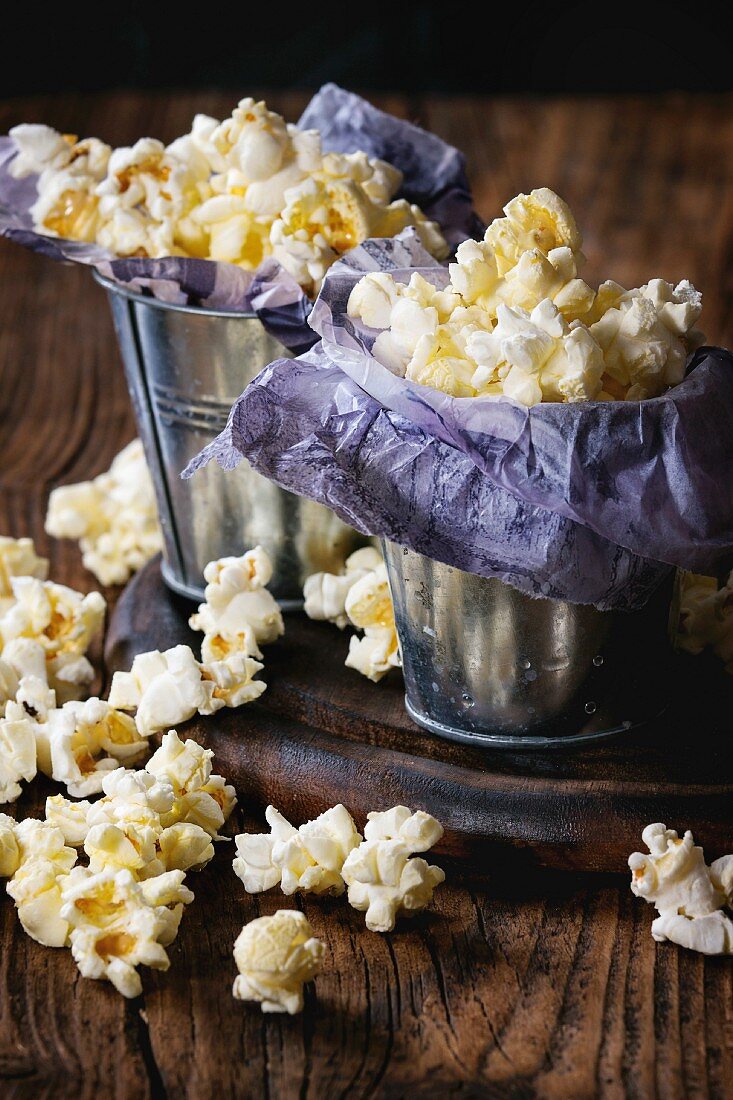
(105, 556, 733, 874)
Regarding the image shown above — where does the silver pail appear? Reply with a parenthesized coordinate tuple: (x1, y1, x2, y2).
(383, 542, 672, 748)
(96, 272, 366, 604)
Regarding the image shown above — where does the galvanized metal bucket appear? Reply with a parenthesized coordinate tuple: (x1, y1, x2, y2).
(383, 542, 672, 748)
(96, 272, 366, 604)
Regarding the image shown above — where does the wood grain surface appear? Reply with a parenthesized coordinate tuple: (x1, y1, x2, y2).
(1, 89, 733, 1099)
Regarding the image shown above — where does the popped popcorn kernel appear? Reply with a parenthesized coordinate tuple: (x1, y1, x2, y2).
(232, 909, 325, 1014)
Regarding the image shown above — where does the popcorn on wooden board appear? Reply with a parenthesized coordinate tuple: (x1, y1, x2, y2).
(303, 546, 383, 629)
(232, 909, 325, 1014)
(344, 564, 401, 682)
(189, 545, 284, 662)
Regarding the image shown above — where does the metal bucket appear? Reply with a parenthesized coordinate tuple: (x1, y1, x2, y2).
(383, 542, 672, 748)
(96, 272, 366, 604)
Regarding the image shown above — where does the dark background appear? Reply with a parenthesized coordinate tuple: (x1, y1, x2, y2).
(3, 3, 731, 97)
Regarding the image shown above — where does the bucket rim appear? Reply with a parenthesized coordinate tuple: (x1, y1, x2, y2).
(92, 269, 259, 320)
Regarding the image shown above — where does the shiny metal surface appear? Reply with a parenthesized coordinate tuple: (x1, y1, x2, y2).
(96, 272, 365, 603)
(383, 542, 672, 747)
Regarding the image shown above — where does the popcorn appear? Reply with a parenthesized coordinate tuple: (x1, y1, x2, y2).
(465, 300, 606, 405)
(303, 546, 383, 629)
(0, 813, 20, 877)
(34, 697, 149, 798)
(189, 546, 283, 662)
(0, 577, 105, 664)
(0, 658, 19, 715)
(676, 571, 733, 671)
(9, 124, 87, 179)
(0, 536, 48, 599)
(628, 823, 724, 917)
(210, 99, 292, 181)
(145, 729, 213, 794)
(84, 821, 159, 877)
(108, 645, 223, 735)
(5, 726, 224, 993)
(160, 776, 236, 840)
(201, 652, 267, 708)
(486, 188, 582, 274)
(629, 823, 733, 957)
(363, 806, 444, 852)
(232, 910, 325, 1014)
(650, 910, 733, 955)
(31, 172, 102, 244)
(60, 867, 177, 997)
(14, 100, 446, 295)
(7, 856, 75, 946)
(233, 804, 361, 896)
(157, 822, 215, 873)
(590, 280, 703, 399)
(6, 819, 77, 946)
(341, 839, 445, 932)
(349, 188, 702, 405)
(0, 698, 38, 803)
(45, 439, 162, 586)
(45, 794, 93, 846)
(344, 563, 401, 682)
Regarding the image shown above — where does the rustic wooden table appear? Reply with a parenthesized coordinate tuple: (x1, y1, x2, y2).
(1, 90, 732, 1100)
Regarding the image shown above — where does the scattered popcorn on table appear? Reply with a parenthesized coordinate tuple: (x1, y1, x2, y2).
(676, 570, 733, 672)
(347, 188, 703, 405)
(0, 700, 38, 803)
(629, 823, 733, 956)
(32, 697, 150, 798)
(303, 546, 383, 629)
(233, 803, 361, 897)
(341, 841, 445, 933)
(0, 813, 21, 877)
(45, 440, 162, 586)
(232, 910, 325, 1014)
(10, 100, 447, 296)
(364, 806, 444, 852)
(2, 727, 233, 996)
(189, 545, 284, 662)
(108, 644, 260, 735)
(342, 805, 445, 932)
(303, 549, 401, 683)
(0, 537, 48, 606)
(60, 867, 185, 997)
(233, 802, 445, 934)
(344, 563, 401, 682)
(6, 819, 78, 946)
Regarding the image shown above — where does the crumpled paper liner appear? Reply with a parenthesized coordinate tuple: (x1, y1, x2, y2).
(0, 84, 481, 354)
(186, 234, 733, 611)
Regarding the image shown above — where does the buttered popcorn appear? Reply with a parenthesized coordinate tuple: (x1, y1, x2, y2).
(303, 549, 401, 683)
(2, 729, 235, 996)
(348, 188, 703, 405)
(10, 100, 447, 295)
(45, 439, 162, 587)
(233, 910, 325, 1014)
